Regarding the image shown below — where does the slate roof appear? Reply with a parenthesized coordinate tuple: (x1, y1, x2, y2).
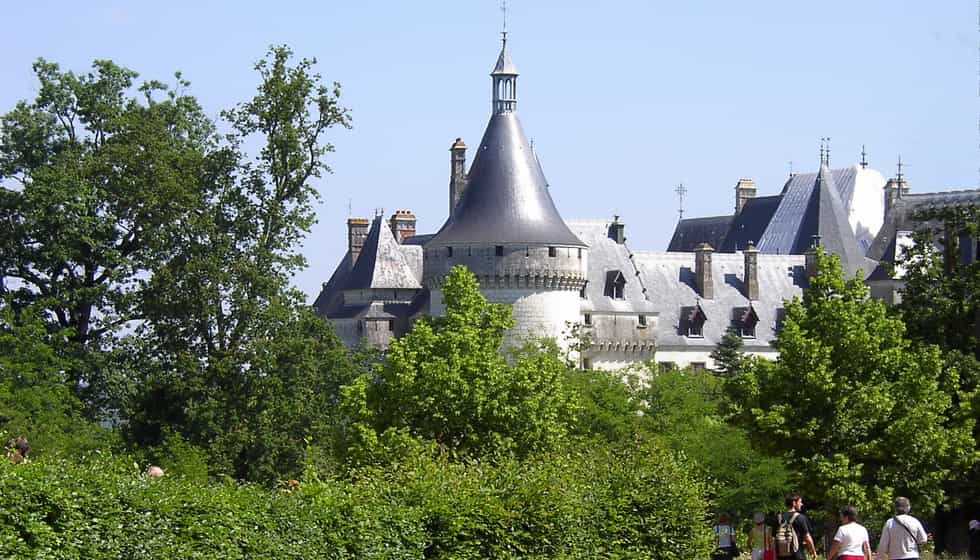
(667, 215, 734, 252)
(867, 188, 980, 265)
(313, 216, 423, 319)
(720, 195, 781, 251)
(568, 220, 656, 314)
(631, 251, 807, 351)
(492, 41, 518, 75)
(428, 112, 585, 247)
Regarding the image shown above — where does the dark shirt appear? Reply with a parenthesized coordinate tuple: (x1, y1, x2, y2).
(968, 527, 980, 560)
(777, 510, 811, 560)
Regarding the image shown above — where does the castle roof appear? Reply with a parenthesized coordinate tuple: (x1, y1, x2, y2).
(491, 41, 518, 75)
(346, 215, 422, 290)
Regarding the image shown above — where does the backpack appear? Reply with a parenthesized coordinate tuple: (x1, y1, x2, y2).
(774, 512, 800, 557)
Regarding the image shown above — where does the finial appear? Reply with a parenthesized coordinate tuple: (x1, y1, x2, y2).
(788, 160, 794, 177)
(896, 154, 904, 182)
(613, 214, 620, 223)
(347, 198, 352, 218)
(500, 0, 508, 45)
(860, 144, 868, 169)
(819, 137, 831, 166)
(675, 182, 688, 221)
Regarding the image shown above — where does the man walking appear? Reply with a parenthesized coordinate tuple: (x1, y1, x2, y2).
(775, 492, 818, 560)
(877, 497, 928, 560)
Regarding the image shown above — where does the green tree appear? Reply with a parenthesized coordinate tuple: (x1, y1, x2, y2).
(123, 46, 353, 481)
(727, 249, 976, 523)
(641, 367, 789, 519)
(342, 265, 577, 463)
(0, 59, 214, 407)
(711, 326, 746, 376)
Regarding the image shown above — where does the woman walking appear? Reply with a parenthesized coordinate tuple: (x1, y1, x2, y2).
(827, 505, 872, 560)
(747, 512, 772, 560)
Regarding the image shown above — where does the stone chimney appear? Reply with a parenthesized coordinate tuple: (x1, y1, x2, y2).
(694, 243, 714, 299)
(449, 138, 467, 216)
(608, 215, 625, 244)
(735, 178, 757, 213)
(389, 210, 416, 243)
(804, 237, 820, 278)
(347, 217, 370, 267)
(743, 241, 759, 300)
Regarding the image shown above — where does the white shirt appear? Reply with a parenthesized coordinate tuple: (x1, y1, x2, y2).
(714, 524, 734, 547)
(834, 522, 870, 556)
(878, 515, 928, 559)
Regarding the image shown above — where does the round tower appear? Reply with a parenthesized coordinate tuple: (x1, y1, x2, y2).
(424, 37, 587, 346)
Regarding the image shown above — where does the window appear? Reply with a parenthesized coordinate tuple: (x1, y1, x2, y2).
(733, 306, 759, 338)
(638, 315, 647, 328)
(577, 248, 582, 259)
(579, 281, 588, 299)
(388, 319, 395, 332)
(582, 358, 593, 370)
(357, 320, 364, 334)
(604, 270, 626, 300)
(658, 361, 677, 372)
(690, 362, 707, 371)
(447, 246, 453, 257)
(549, 246, 557, 257)
(495, 245, 504, 257)
(584, 313, 592, 326)
(681, 304, 707, 337)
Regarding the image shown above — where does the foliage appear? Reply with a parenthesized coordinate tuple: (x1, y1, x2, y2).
(726, 249, 976, 525)
(0, 301, 114, 458)
(122, 46, 353, 483)
(898, 205, 980, 358)
(0, 442, 712, 559)
(341, 265, 577, 463)
(641, 367, 789, 519)
(0, 58, 214, 408)
(564, 367, 645, 444)
(710, 326, 746, 376)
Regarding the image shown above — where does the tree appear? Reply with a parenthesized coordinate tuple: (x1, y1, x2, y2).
(0, 59, 214, 406)
(711, 326, 746, 376)
(341, 265, 577, 463)
(726, 249, 976, 523)
(123, 46, 353, 481)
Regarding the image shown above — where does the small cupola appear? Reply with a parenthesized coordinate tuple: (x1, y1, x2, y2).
(491, 35, 518, 114)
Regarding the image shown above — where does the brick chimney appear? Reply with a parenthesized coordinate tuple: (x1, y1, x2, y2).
(735, 178, 757, 213)
(449, 138, 467, 216)
(347, 217, 370, 267)
(743, 241, 759, 300)
(694, 243, 714, 299)
(389, 210, 416, 243)
(608, 215, 625, 244)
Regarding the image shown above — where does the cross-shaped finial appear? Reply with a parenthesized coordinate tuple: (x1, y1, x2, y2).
(860, 144, 868, 169)
(675, 182, 688, 221)
(897, 154, 904, 181)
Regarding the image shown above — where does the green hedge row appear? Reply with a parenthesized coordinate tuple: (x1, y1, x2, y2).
(0, 441, 713, 559)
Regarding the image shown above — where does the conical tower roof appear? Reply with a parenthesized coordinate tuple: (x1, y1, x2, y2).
(429, 41, 584, 248)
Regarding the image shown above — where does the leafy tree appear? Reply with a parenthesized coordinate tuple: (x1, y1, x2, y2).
(0, 59, 214, 406)
(342, 265, 577, 463)
(641, 367, 789, 519)
(898, 206, 980, 358)
(711, 326, 746, 376)
(123, 46, 353, 482)
(726, 249, 976, 523)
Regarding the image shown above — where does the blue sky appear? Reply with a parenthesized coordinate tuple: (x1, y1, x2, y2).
(2, 1, 976, 300)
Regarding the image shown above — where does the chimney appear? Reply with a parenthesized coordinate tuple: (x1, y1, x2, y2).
(389, 210, 416, 243)
(347, 217, 370, 267)
(449, 138, 467, 216)
(734, 178, 757, 213)
(804, 237, 820, 278)
(883, 178, 905, 220)
(608, 215, 625, 244)
(694, 243, 714, 299)
(743, 241, 759, 300)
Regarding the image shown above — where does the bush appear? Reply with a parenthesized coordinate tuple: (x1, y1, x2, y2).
(0, 442, 713, 559)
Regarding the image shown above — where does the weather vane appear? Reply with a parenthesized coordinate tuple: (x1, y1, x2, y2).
(675, 182, 688, 221)
(897, 154, 904, 182)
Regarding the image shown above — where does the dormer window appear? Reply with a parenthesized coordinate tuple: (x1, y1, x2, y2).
(681, 304, 707, 338)
(733, 306, 759, 338)
(604, 270, 626, 300)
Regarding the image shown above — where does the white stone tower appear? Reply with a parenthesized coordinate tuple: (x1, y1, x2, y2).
(423, 36, 588, 346)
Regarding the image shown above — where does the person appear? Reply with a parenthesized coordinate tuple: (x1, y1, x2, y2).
(827, 505, 871, 560)
(713, 512, 739, 560)
(967, 518, 979, 560)
(776, 492, 817, 560)
(747, 511, 772, 560)
(877, 496, 928, 560)
(7, 436, 30, 464)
